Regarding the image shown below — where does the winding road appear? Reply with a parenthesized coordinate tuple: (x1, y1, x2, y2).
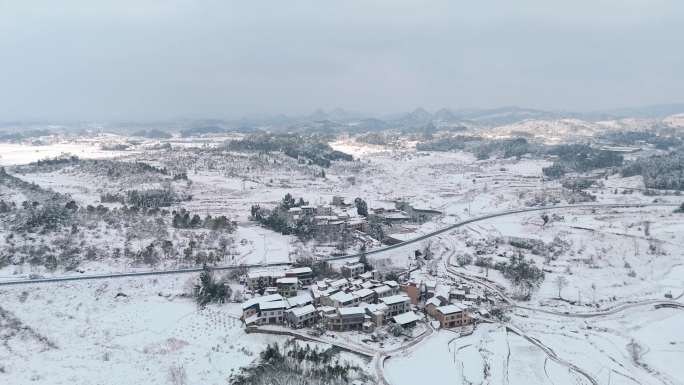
(0, 202, 678, 287)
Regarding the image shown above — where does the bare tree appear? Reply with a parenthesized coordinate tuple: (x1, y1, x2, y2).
(553, 276, 568, 299)
(168, 363, 187, 385)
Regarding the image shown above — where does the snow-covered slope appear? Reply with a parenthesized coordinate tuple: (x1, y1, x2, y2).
(483, 118, 600, 143)
(481, 117, 662, 143)
(663, 113, 684, 128)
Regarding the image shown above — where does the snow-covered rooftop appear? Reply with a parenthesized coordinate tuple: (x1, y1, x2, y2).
(436, 304, 467, 315)
(259, 300, 288, 310)
(353, 288, 374, 298)
(338, 307, 365, 316)
(286, 266, 312, 275)
(380, 294, 410, 306)
(241, 293, 284, 310)
(393, 311, 420, 325)
(289, 304, 316, 317)
(286, 293, 313, 308)
(276, 277, 298, 285)
(329, 291, 355, 303)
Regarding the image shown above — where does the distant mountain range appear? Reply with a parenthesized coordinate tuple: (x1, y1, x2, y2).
(2, 104, 684, 135)
(230, 104, 684, 131)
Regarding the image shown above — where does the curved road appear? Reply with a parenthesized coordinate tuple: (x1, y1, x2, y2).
(376, 322, 436, 385)
(0, 202, 679, 286)
(506, 323, 599, 385)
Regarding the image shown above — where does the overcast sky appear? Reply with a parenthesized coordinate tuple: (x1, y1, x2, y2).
(1, 0, 683, 121)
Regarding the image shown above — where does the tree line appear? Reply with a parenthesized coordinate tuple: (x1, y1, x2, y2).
(621, 152, 684, 190)
(227, 133, 353, 168)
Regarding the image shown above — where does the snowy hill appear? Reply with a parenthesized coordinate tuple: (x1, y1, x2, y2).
(663, 113, 684, 128)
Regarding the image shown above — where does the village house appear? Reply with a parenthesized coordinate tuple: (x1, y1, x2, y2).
(318, 306, 337, 318)
(246, 270, 285, 291)
(477, 308, 490, 319)
(286, 293, 313, 308)
(286, 207, 302, 225)
(286, 304, 318, 328)
(241, 293, 284, 320)
(352, 288, 376, 304)
(434, 287, 451, 305)
(315, 205, 333, 216)
(396, 202, 442, 223)
(423, 280, 437, 294)
(264, 287, 279, 296)
(328, 291, 356, 308)
(380, 295, 411, 317)
(258, 300, 288, 325)
(363, 302, 389, 327)
(392, 311, 420, 329)
(313, 216, 345, 233)
(401, 281, 421, 305)
(341, 261, 365, 278)
(317, 287, 342, 306)
(434, 304, 472, 328)
(359, 270, 381, 281)
(373, 284, 393, 298)
(465, 293, 480, 305)
(309, 286, 322, 304)
(325, 307, 366, 331)
(369, 208, 411, 224)
(424, 296, 446, 317)
(300, 205, 317, 216)
(348, 218, 368, 232)
(384, 280, 400, 293)
(450, 289, 466, 301)
(276, 277, 299, 298)
(329, 278, 349, 291)
(315, 280, 329, 290)
(285, 266, 314, 286)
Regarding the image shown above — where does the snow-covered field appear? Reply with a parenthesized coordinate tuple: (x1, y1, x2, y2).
(2, 136, 683, 385)
(385, 306, 684, 385)
(0, 276, 287, 385)
(0, 141, 130, 167)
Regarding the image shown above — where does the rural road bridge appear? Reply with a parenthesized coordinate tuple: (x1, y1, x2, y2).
(0, 202, 678, 286)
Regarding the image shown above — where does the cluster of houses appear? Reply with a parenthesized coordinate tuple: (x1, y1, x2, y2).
(284, 202, 368, 234)
(241, 260, 483, 333)
(280, 197, 443, 240)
